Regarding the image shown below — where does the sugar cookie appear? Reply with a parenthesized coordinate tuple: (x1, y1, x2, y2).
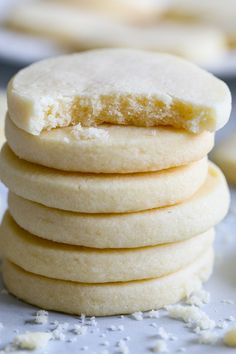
(1, 212, 214, 283)
(0, 92, 6, 146)
(224, 328, 236, 347)
(167, 0, 236, 47)
(6, 0, 226, 64)
(212, 133, 236, 185)
(7, 49, 231, 135)
(0, 145, 208, 213)
(117, 22, 226, 65)
(6, 1, 226, 59)
(3, 249, 213, 316)
(6, 2, 130, 49)
(55, 0, 166, 24)
(8, 163, 229, 248)
(5, 116, 214, 173)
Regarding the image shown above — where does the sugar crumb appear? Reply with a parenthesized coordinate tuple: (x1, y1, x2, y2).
(63, 136, 70, 143)
(147, 310, 160, 319)
(51, 323, 68, 341)
(198, 331, 218, 345)
(152, 339, 168, 352)
(167, 304, 215, 330)
(80, 314, 86, 324)
(221, 299, 234, 305)
(226, 316, 235, 322)
(186, 289, 210, 307)
(117, 339, 129, 354)
(71, 123, 109, 141)
(90, 316, 97, 327)
(150, 323, 158, 328)
(73, 324, 87, 335)
(131, 311, 143, 321)
(108, 325, 117, 331)
(169, 335, 178, 341)
(34, 310, 48, 324)
(81, 346, 88, 351)
(13, 331, 52, 350)
(118, 325, 125, 331)
(157, 327, 169, 340)
(100, 340, 110, 347)
(124, 336, 131, 342)
(217, 320, 228, 329)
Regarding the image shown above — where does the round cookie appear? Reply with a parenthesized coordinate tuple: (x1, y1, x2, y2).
(0, 92, 6, 146)
(0, 145, 208, 213)
(29, 0, 166, 25)
(125, 22, 226, 65)
(1, 212, 214, 283)
(3, 249, 213, 316)
(5, 115, 214, 173)
(166, 0, 236, 47)
(212, 133, 236, 185)
(8, 163, 229, 248)
(59, 0, 167, 23)
(7, 49, 231, 135)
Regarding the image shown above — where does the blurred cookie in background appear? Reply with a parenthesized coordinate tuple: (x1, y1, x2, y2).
(212, 133, 236, 185)
(54, 0, 169, 24)
(0, 91, 6, 147)
(166, 0, 236, 48)
(121, 22, 226, 65)
(5, 1, 227, 65)
(5, 1, 132, 51)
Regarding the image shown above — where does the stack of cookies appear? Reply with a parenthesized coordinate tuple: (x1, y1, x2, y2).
(0, 49, 231, 316)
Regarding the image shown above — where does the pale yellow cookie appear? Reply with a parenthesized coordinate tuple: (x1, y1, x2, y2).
(167, 0, 236, 47)
(0, 91, 6, 146)
(6, 1, 226, 62)
(212, 133, 236, 185)
(1, 212, 214, 283)
(55, 0, 167, 24)
(8, 163, 229, 248)
(3, 249, 213, 316)
(6, 2, 130, 49)
(0, 145, 208, 213)
(7, 49, 231, 135)
(117, 22, 226, 65)
(224, 328, 236, 347)
(5, 116, 214, 173)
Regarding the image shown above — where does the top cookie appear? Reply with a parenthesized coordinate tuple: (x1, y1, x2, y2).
(7, 49, 231, 135)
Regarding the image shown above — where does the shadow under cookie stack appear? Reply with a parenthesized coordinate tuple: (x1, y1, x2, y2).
(0, 49, 231, 316)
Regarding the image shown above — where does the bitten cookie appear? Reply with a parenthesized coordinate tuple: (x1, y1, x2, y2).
(7, 49, 231, 135)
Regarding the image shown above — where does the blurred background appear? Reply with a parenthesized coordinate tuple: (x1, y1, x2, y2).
(0, 0, 236, 139)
